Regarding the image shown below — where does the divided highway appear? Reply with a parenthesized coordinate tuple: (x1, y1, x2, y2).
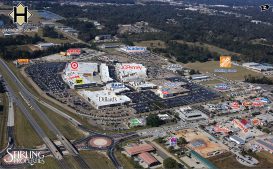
(3, 83, 63, 161)
(0, 59, 90, 168)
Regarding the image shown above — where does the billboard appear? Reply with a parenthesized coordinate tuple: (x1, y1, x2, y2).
(111, 83, 124, 89)
(125, 46, 146, 52)
(130, 118, 142, 127)
(17, 59, 30, 64)
(75, 78, 83, 84)
(252, 118, 261, 126)
(252, 101, 264, 107)
(242, 101, 252, 107)
(230, 102, 240, 110)
(169, 137, 177, 146)
(215, 83, 230, 90)
(214, 125, 230, 133)
(67, 48, 81, 55)
(220, 56, 232, 68)
(232, 119, 248, 133)
(70, 62, 79, 71)
(69, 75, 80, 80)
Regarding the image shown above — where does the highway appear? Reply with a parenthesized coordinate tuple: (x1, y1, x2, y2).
(108, 143, 122, 169)
(0, 59, 90, 168)
(6, 91, 15, 151)
(0, 89, 15, 159)
(3, 82, 63, 161)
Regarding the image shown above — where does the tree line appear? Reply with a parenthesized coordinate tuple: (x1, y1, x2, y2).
(244, 74, 273, 85)
(46, 3, 273, 64)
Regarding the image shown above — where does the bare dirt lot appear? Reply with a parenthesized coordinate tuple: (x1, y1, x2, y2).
(175, 129, 227, 158)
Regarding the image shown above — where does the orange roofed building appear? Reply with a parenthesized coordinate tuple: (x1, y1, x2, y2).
(138, 152, 159, 166)
(125, 144, 155, 156)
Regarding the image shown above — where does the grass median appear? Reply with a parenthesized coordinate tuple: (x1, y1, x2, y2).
(0, 93, 8, 149)
(38, 102, 84, 140)
(27, 157, 60, 169)
(80, 151, 115, 169)
(14, 106, 43, 148)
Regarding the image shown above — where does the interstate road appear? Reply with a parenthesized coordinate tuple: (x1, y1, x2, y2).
(0, 59, 90, 169)
(6, 90, 15, 150)
(3, 82, 64, 161)
(0, 88, 15, 158)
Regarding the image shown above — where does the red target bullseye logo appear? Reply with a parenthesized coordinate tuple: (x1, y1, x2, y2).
(70, 62, 78, 70)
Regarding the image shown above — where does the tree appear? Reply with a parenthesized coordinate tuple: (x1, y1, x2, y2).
(157, 137, 164, 144)
(177, 137, 188, 145)
(0, 80, 5, 93)
(43, 26, 63, 39)
(168, 146, 175, 153)
(189, 69, 196, 75)
(146, 114, 163, 127)
(262, 128, 270, 134)
(163, 158, 179, 169)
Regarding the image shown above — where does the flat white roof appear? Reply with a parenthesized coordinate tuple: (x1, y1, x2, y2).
(120, 46, 147, 52)
(129, 81, 157, 89)
(65, 62, 98, 74)
(78, 90, 131, 108)
(100, 63, 113, 83)
(104, 82, 130, 93)
(116, 63, 147, 82)
(191, 74, 209, 79)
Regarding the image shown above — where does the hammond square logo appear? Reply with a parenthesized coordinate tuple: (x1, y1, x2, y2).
(9, 3, 32, 26)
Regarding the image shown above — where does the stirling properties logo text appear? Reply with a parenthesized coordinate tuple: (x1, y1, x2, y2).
(4, 148, 45, 166)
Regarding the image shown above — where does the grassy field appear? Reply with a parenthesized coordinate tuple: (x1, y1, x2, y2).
(134, 40, 166, 48)
(28, 107, 56, 140)
(27, 157, 60, 169)
(256, 151, 273, 165)
(14, 106, 43, 148)
(184, 61, 262, 81)
(176, 40, 240, 56)
(80, 151, 115, 169)
(0, 93, 8, 149)
(209, 151, 273, 169)
(38, 103, 85, 140)
(64, 156, 82, 169)
(115, 151, 135, 169)
(200, 79, 224, 86)
(29, 10, 43, 25)
(25, 28, 75, 44)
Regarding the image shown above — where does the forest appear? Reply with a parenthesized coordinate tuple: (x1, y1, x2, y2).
(2, 1, 273, 64)
(47, 3, 273, 63)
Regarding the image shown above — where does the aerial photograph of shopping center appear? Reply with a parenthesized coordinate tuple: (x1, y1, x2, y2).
(0, 0, 273, 169)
